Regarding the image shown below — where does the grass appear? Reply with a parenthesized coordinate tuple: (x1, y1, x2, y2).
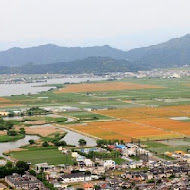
(112, 157, 126, 165)
(104, 157, 126, 165)
(142, 141, 168, 148)
(10, 147, 76, 165)
(148, 145, 190, 154)
(129, 155, 140, 161)
(65, 111, 112, 121)
(0, 134, 25, 142)
(157, 154, 175, 161)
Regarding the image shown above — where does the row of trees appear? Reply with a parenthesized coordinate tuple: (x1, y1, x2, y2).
(74, 149, 120, 159)
(96, 139, 125, 147)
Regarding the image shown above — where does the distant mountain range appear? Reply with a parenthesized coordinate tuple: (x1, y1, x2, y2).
(0, 34, 190, 74)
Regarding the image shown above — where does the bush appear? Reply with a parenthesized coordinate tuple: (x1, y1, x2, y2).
(29, 139, 35, 145)
(78, 139, 87, 146)
(42, 141, 49, 147)
(7, 130, 17, 136)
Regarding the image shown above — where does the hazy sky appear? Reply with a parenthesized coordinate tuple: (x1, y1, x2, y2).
(0, 0, 190, 50)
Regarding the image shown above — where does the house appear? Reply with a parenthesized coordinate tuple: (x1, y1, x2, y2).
(13, 110, 22, 115)
(84, 183, 93, 190)
(61, 172, 91, 183)
(84, 159, 94, 167)
(128, 160, 143, 169)
(92, 166, 105, 175)
(5, 173, 43, 190)
(76, 155, 86, 162)
(0, 111, 9, 116)
(0, 183, 6, 190)
(116, 144, 126, 151)
(104, 160, 115, 169)
(72, 152, 79, 158)
(35, 163, 54, 173)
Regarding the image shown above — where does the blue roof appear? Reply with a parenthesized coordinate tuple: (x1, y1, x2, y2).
(116, 144, 126, 149)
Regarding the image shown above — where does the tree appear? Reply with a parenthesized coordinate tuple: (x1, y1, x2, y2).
(19, 128, 25, 135)
(7, 130, 17, 136)
(78, 139, 87, 146)
(29, 139, 35, 145)
(16, 161, 29, 171)
(8, 112, 15, 117)
(5, 161, 13, 168)
(42, 141, 49, 147)
(54, 140, 67, 146)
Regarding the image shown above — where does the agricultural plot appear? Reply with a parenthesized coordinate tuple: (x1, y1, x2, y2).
(55, 81, 163, 94)
(94, 105, 190, 139)
(10, 147, 75, 165)
(68, 120, 180, 141)
(0, 97, 10, 102)
(64, 111, 114, 121)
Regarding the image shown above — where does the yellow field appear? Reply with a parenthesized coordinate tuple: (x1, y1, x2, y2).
(96, 105, 190, 120)
(55, 82, 163, 94)
(0, 97, 10, 103)
(68, 120, 181, 141)
(94, 105, 190, 138)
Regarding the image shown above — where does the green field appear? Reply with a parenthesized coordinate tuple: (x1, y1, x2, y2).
(143, 140, 190, 154)
(64, 111, 113, 121)
(2, 77, 190, 111)
(0, 134, 25, 142)
(10, 147, 75, 165)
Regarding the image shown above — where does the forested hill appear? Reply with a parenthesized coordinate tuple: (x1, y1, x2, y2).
(125, 34, 190, 68)
(0, 57, 145, 74)
(0, 34, 190, 73)
(0, 45, 127, 66)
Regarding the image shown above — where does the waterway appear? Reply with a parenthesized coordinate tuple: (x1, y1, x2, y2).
(0, 135, 39, 156)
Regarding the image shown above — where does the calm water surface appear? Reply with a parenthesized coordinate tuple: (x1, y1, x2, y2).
(62, 128, 97, 147)
(0, 77, 104, 96)
(0, 135, 39, 156)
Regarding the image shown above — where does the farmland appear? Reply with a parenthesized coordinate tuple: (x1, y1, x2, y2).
(1, 77, 190, 143)
(55, 81, 163, 94)
(10, 147, 75, 165)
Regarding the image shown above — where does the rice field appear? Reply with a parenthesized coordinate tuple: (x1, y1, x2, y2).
(0, 97, 10, 102)
(55, 81, 163, 94)
(68, 120, 181, 141)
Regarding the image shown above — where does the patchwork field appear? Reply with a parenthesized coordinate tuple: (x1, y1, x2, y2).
(90, 105, 190, 140)
(55, 81, 163, 94)
(1, 77, 190, 143)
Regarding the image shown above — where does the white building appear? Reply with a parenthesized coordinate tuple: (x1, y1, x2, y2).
(61, 173, 91, 183)
(84, 159, 94, 167)
(103, 160, 115, 169)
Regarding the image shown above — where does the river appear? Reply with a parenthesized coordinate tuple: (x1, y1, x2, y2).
(62, 128, 97, 147)
(0, 77, 99, 157)
(0, 77, 105, 96)
(0, 135, 40, 156)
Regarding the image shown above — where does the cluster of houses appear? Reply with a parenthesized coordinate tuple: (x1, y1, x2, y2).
(0, 110, 22, 117)
(3, 141, 190, 190)
(4, 173, 46, 190)
(165, 150, 190, 163)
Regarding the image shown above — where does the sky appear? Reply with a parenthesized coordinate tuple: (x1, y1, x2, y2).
(0, 0, 190, 50)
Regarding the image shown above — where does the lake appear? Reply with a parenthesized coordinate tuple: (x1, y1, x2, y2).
(0, 77, 104, 96)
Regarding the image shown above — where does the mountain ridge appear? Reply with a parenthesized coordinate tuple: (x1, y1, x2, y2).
(0, 34, 190, 73)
